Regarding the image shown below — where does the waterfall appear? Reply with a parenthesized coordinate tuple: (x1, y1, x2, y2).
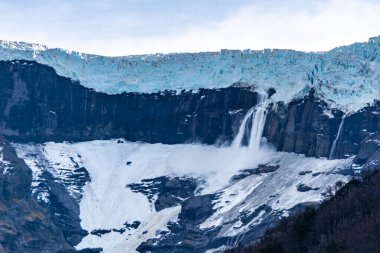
(329, 116, 345, 160)
(231, 107, 255, 148)
(232, 94, 268, 151)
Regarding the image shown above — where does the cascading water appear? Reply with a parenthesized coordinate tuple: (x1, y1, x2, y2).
(231, 108, 255, 148)
(329, 115, 345, 160)
(232, 93, 268, 151)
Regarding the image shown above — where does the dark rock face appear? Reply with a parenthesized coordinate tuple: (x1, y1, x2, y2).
(351, 132, 380, 176)
(297, 184, 319, 192)
(127, 176, 199, 212)
(353, 132, 380, 166)
(179, 195, 214, 222)
(12, 145, 91, 247)
(126, 177, 219, 253)
(0, 135, 76, 253)
(0, 60, 260, 144)
(36, 171, 88, 246)
(231, 163, 280, 181)
(334, 102, 380, 159)
(263, 91, 380, 159)
(137, 194, 217, 253)
(264, 91, 345, 158)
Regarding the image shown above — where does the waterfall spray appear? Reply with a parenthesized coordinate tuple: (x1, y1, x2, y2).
(232, 93, 268, 151)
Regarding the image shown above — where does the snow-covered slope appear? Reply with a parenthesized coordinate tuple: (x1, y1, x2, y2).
(14, 140, 353, 252)
(1, 37, 380, 112)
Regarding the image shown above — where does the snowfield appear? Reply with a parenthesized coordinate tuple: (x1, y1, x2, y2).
(14, 140, 353, 252)
(1, 37, 380, 112)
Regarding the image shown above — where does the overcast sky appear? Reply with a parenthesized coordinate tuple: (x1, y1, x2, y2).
(0, 0, 379, 56)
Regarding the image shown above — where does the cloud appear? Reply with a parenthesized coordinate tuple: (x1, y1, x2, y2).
(111, 0, 380, 54)
(0, 0, 379, 55)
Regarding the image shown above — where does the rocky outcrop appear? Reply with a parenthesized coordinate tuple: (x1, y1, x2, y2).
(0, 60, 260, 144)
(128, 177, 198, 212)
(36, 171, 89, 246)
(349, 131, 380, 177)
(128, 177, 221, 252)
(137, 194, 217, 253)
(0, 135, 76, 253)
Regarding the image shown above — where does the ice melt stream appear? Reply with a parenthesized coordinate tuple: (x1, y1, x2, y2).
(329, 115, 346, 160)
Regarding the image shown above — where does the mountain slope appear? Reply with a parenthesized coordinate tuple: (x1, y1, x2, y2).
(14, 140, 353, 252)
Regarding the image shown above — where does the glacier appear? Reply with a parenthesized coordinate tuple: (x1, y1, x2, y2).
(1, 37, 380, 112)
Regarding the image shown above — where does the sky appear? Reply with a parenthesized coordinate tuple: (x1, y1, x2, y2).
(0, 0, 379, 56)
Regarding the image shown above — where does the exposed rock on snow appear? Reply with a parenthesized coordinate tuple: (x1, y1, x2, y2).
(14, 140, 353, 252)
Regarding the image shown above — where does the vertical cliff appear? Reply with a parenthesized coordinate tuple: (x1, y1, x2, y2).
(264, 91, 345, 158)
(264, 92, 380, 159)
(0, 60, 260, 144)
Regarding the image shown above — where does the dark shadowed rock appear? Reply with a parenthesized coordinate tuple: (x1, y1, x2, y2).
(264, 97, 380, 159)
(127, 176, 198, 211)
(179, 195, 214, 222)
(264, 90, 344, 158)
(354, 132, 380, 165)
(36, 171, 88, 246)
(137, 194, 217, 253)
(0, 135, 76, 253)
(231, 163, 280, 181)
(297, 184, 319, 192)
(77, 248, 103, 253)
